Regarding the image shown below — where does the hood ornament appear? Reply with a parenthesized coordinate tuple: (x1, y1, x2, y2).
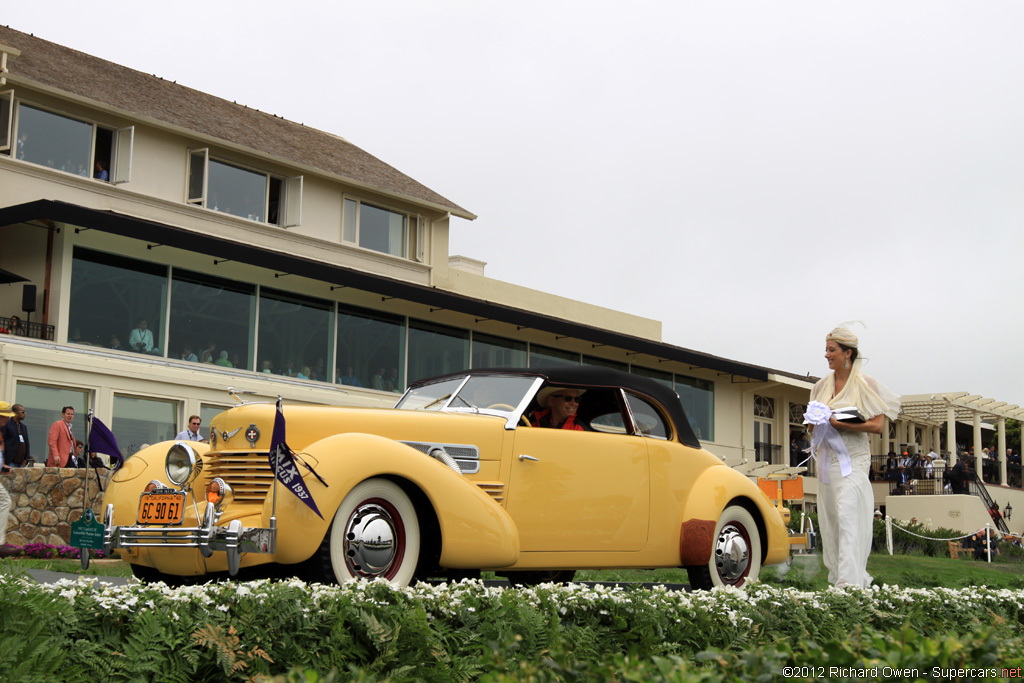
(219, 426, 242, 442)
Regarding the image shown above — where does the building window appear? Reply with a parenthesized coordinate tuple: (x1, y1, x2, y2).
(257, 288, 332, 380)
(0, 90, 14, 152)
(336, 305, 405, 390)
(754, 395, 775, 419)
(200, 404, 229, 435)
(582, 356, 628, 372)
(169, 269, 255, 370)
(343, 198, 421, 259)
(70, 248, 168, 351)
(676, 374, 714, 441)
(632, 365, 673, 389)
(472, 333, 526, 368)
(113, 395, 178, 457)
(14, 383, 92, 463)
(529, 344, 579, 368)
(187, 149, 301, 226)
(408, 319, 468, 387)
(11, 102, 132, 182)
(789, 402, 807, 425)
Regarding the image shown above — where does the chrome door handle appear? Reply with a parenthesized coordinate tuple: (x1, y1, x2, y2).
(518, 454, 539, 462)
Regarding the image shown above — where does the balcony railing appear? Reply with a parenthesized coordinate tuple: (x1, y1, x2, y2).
(0, 316, 54, 341)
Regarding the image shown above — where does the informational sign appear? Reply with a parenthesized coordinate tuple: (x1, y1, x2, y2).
(70, 508, 104, 550)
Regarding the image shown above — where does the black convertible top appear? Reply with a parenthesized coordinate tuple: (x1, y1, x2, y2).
(410, 366, 703, 449)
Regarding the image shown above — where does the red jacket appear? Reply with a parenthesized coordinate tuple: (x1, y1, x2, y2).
(530, 409, 583, 431)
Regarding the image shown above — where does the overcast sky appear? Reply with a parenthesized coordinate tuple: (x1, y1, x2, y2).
(7, 2, 1024, 406)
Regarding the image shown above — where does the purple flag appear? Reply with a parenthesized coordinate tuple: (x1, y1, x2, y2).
(88, 417, 124, 472)
(268, 398, 324, 519)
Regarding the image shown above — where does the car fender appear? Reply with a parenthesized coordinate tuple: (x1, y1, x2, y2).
(265, 432, 520, 568)
(676, 465, 789, 567)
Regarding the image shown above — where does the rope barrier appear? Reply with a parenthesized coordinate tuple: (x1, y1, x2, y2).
(885, 518, 987, 542)
(884, 517, 996, 562)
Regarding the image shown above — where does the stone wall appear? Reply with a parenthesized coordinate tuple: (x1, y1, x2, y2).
(2, 467, 109, 546)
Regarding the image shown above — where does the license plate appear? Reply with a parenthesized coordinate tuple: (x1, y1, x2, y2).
(137, 491, 186, 525)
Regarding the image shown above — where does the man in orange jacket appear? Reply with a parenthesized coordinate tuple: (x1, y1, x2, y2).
(47, 406, 76, 467)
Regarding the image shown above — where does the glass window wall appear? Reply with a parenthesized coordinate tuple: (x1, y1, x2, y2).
(336, 305, 405, 390)
(582, 356, 629, 372)
(632, 365, 673, 389)
(676, 374, 714, 441)
(472, 333, 526, 368)
(13, 383, 92, 465)
(113, 395, 179, 457)
(169, 269, 255, 370)
(407, 320, 468, 387)
(70, 248, 168, 352)
(258, 288, 332, 380)
(200, 405, 229, 437)
(529, 344, 579, 368)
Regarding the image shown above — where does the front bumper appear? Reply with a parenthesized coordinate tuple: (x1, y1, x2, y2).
(103, 503, 277, 575)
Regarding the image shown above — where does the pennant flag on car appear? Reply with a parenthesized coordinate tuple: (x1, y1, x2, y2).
(268, 397, 326, 519)
(88, 417, 124, 472)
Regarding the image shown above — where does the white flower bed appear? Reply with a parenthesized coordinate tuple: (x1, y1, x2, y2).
(9, 574, 1024, 626)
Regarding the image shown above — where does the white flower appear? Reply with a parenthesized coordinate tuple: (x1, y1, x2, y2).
(803, 401, 832, 425)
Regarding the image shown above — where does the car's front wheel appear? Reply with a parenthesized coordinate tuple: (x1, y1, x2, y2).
(687, 505, 762, 590)
(317, 478, 421, 587)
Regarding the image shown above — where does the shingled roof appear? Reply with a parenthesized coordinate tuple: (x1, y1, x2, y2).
(0, 26, 474, 219)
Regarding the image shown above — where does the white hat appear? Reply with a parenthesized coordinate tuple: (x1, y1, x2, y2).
(536, 386, 585, 409)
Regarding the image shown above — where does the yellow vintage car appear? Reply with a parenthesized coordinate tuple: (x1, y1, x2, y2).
(102, 367, 794, 589)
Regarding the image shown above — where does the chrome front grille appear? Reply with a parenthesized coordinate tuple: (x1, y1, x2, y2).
(205, 451, 274, 503)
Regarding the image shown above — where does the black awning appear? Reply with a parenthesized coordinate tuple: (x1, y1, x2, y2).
(0, 199, 769, 381)
(0, 267, 29, 285)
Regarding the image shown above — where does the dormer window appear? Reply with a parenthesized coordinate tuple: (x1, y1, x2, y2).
(343, 198, 425, 261)
(186, 149, 302, 227)
(4, 101, 133, 182)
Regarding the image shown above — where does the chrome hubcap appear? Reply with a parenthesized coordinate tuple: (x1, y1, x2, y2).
(715, 523, 751, 583)
(344, 503, 398, 577)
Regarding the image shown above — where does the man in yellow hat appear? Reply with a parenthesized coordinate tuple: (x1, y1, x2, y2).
(0, 400, 18, 556)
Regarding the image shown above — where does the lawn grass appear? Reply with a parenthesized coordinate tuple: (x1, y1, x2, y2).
(3, 551, 1021, 590)
(0, 557, 134, 578)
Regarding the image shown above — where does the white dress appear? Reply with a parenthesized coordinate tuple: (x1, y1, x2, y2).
(817, 429, 874, 588)
(811, 364, 899, 589)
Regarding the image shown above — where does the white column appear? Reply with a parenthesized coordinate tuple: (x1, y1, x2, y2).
(998, 418, 1007, 486)
(974, 412, 983, 474)
(947, 406, 957, 464)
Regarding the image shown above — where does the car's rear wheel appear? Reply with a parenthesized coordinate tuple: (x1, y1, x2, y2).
(687, 505, 762, 590)
(318, 478, 421, 587)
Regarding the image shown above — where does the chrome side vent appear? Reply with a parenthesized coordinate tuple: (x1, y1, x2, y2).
(400, 441, 480, 474)
(475, 481, 506, 504)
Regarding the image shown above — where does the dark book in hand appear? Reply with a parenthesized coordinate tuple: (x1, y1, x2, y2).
(832, 406, 865, 423)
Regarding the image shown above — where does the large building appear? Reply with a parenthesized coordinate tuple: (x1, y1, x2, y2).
(7, 27, 1021, 535)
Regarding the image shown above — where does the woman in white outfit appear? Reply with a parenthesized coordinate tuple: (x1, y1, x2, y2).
(809, 327, 900, 588)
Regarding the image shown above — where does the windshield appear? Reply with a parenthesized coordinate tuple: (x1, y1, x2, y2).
(395, 375, 538, 414)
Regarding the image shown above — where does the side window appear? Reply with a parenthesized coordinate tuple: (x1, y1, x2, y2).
(588, 409, 628, 434)
(624, 393, 670, 440)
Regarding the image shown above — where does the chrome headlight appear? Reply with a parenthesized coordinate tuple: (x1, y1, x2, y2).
(205, 477, 234, 512)
(166, 442, 203, 488)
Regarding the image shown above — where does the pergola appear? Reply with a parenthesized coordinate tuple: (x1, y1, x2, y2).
(899, 392, 1024, 485)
